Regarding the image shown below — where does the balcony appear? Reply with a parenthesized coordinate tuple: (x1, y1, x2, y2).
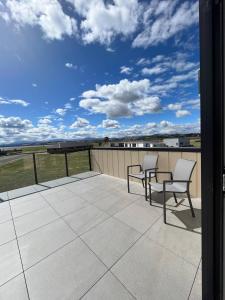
(0, 148, 201, 299)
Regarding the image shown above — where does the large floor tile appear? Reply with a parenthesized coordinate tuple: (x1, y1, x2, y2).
(44, 190, 89, 216)
(64, 205, 109, 235)
(40, 186, 76, 203)
(82, 272, 135, 300)
(19, 219, 77, 269)
(114, 202, 162, 234)
(0, 274, 29, 300)
(10, 194, 49, 218)
(93, 193, 136, 216)
(189, 267, 202, 300)
(0, 202, 12, 224)
(146, 216, 201, 267)
(14, 206, 59, 237)
(0, 220, 15, 246)
(82, 218, 140, 267)
(0, 240, 23, 286)
(25, 239, 107, 300)
(112, 236, 196, 300)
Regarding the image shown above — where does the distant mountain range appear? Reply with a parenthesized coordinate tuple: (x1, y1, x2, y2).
(0, 133, 200, 148)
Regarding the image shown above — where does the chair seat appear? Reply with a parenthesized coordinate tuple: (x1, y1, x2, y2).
(150, 182, 187, 193)
(129, 171, 156, 180)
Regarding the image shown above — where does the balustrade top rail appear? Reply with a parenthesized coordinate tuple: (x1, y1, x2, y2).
(93, 147, 201, 153)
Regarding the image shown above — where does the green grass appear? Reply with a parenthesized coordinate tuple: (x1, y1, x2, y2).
(21, 145, 48, 153)
(0, 151, 89, 193)
(189, 138, 201, 148)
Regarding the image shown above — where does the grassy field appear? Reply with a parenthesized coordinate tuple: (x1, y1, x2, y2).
(0, 151, 89, 193)
(21, 145, 48, 153)
(189, 138, 201, 148)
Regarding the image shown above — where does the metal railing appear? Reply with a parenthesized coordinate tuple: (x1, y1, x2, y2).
(0, 147, 92, 194)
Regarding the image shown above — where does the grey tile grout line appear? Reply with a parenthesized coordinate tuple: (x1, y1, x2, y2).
(8, 201, 31, 300)
(187, 257, 202, 299)
(39, 186, 138, 300)
(21, 237, 79, 273)
(1, 177, 200, 298)
(78, 213, 163, 300)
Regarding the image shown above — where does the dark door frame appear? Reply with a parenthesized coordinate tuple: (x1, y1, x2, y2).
(200, 0, 224, 299)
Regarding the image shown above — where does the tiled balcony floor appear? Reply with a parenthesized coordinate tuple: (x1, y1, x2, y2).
(0, 172, 202, 300)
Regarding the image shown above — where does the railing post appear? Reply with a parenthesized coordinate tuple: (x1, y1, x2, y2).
(88, 148, 92, 171)
(65, 152, 69, 176)
(32, 153, 38, 184)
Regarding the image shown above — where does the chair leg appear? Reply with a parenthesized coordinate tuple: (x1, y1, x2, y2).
(187, 190, 195, 218)
(142, 179, 144, 188)
(155, 173, 158, 183)
(127, 175, 130, 193)
(145, 176, 147, 201)
(173, 192, 178, 203)
(163, 190, 167, 224)
(149, 184, 152, 205)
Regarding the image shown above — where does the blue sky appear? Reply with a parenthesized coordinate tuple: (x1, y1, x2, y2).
(0, 0, 200, 144)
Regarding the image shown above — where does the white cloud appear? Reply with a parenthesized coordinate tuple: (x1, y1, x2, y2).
(136, 58, 151, 66)
(167, 103, 182, 111)
(55, 108, 67, 116)
(4, 0, 78, 40)
(0, 97, 30, 107)
(176, 109, 191, 118)
(32, 83, 37, 87)
(141, 66, 167, 76)
(68, 0, 141, 46)
(0, 116, 32, 129)
(38, 118, 52, 126)
(65, 62, 77, 69)
(80, 78, 161, 118)
(152, 55, 165, 63)
(64, 103, 72, 109)
(120, 66, 133, 75)
(69, 97, 76, 101)
(101, 119, 120, 129)
(70, 117, 90, 128)
(133, 0, 199, 48)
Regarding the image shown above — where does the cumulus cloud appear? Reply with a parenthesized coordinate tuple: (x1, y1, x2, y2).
(68, 0, 141, 46)
(0, 116, 32, 129)
(167, 103, 182, 111)
(70, 117, 90, 128)
(133, 0, 199, 48)
(101, 119, 120, 129)
(176, 109, 191, 118)
(4, 0, 77, 40)
(0, 97, 30, 107)
(79, 79, 161, 118)
(55, 108, 67, 116)
(65, 62, 77, 69)
(120, 66, 133, 75)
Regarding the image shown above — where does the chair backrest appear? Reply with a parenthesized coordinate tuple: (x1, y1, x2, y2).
(173, 158, 196, 181)
(142, 154, 158, 171)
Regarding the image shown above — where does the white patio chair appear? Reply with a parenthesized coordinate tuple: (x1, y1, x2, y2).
(148, 158, 196, 223)
(127, 154, 158, 200)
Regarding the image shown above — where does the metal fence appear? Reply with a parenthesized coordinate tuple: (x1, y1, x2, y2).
(0, 148, 92, 194)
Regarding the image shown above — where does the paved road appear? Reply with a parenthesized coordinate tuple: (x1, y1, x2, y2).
(0, 154, 27, 167)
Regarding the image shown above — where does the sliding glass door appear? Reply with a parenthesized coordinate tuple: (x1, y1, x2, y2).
(200, 0, 224, 299)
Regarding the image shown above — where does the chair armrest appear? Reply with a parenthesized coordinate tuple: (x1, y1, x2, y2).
(127, 164, 141, 174)
(144, 168, 158, 178)
(148, 171, 172, 181)
(163, 180, 192, 190)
